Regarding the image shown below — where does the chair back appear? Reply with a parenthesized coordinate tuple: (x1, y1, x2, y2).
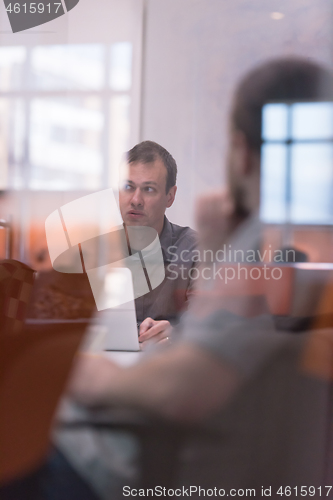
(0, 259, 90, 485)
(0, 260, 35, 336)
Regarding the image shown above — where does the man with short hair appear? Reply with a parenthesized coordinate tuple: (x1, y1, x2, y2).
(50, 58, 333, 499)
(119, 141, 197, 348)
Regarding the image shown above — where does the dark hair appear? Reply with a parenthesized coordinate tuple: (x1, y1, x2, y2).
(126, 141, 177, 193)
(231, 58, 333, 152)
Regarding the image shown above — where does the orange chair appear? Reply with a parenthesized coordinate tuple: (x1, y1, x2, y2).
(0, 322, 88, 487)
(0, 260, 90, 488)
(0, 260, 35, 336)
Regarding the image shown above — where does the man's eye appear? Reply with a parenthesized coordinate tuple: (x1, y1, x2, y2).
(144, 187, 155, 192)
(124, 184, 133, 191)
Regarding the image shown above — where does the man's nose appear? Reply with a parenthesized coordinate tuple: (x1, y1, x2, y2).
(131, 188, 144, 207)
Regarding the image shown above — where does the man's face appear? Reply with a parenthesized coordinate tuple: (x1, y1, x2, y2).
(226, 126, 255, 217)
(226, 125, 242, 200)
(119, 158, 177, 234)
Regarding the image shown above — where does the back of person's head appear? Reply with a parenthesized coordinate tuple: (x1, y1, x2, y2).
(231, 58, 333, 152)
(127, 140, 177, 193)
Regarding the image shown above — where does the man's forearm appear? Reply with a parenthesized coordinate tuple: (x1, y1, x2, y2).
(69, 345, 240, 422)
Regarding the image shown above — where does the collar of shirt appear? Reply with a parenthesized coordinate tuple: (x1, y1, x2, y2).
(159, 216, 175, 263)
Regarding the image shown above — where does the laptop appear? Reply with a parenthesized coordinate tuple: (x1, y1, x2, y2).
(83, 267, 142, 362)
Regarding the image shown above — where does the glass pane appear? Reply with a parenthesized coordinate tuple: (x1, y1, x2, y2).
(31, 44, 105, 90)
(109, 96, 131, 188)
(29, 97, 104, 190)
(262, 103, 289, 141)
(0, 46, 26, 91)
(110, 42, 132, 91)
(292, 102, 333, 140)
(260, 144, 288, 223)
(290, 143, 333, 224)
(0, 98, 25, 189)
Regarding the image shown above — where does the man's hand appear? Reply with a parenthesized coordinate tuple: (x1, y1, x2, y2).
(195, 190, 239, 253)
(139, 318, 172, 350)
(67, 353, 121, 407)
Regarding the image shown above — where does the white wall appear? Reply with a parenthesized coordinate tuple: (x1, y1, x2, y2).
(141, 0, 333, 228)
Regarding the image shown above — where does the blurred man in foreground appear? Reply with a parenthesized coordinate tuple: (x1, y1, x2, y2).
(52, 58, 333, 499)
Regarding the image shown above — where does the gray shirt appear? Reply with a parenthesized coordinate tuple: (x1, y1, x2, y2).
(135, 216, 197, 323)
(177, 310, 326, 493)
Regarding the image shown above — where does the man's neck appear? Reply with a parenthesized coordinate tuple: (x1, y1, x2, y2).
(123, 216, 166, 237)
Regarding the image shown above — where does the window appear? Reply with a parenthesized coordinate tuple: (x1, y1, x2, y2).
(0, 43, 133, 191)
(260, 102, 333, 225)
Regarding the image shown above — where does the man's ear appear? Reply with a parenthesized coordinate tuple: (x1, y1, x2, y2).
(230, 129, 252, 178)
(166, 185, 177, 208)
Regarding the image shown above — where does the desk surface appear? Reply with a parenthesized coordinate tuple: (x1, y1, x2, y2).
(103, 350, 143, 366)
(55, 350, 143, 426)
(56, 395, 148, 427)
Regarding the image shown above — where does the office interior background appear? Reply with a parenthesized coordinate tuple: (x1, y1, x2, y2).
(0, 0, 332, 269)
